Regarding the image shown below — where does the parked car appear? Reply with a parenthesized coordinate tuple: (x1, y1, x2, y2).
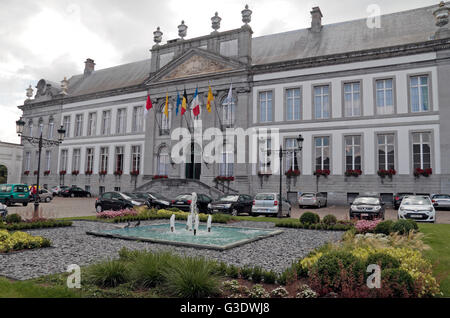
(171, 193, 213, 213)
(431, 194, 450, 210)
(208, 194, 254, 216)
(0, 202, 7, 219)
(349, 195, 385, 220)
(51, 185, 69, 196)
(0, 184, 29, 206)
(251, 193, 291, 217)
(398, 195, 436, 223)
(61, 186, 92, 198)
(29, 188, 53, 203)
(393, 192, 414, 209)
(123, 192, 147, 205)
(142, 192, 171, 210)
(298, 192, 327, 208)
(95, 191, 146, 212)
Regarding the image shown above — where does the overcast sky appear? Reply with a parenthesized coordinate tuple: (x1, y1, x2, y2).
(0, 0, 440, 144)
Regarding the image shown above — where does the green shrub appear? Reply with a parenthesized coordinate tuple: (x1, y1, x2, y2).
(240, 266, 252, 280)
(251, 266, 263, 283)
(6, 214, 22, 224)
(392, 220, 415, 235)
(299, 212, 320, 224)
(162, 256, 220, 298)
(212, 261, 228, 276)
(322, 215, 337, 226)
(406, 219, 419, 231)
(86, 259, 129, 288)
(374, 220, 395, 235)
(129, 252, 175, 288)
(366, 253, 400, 270)
(314, 251, 365, 289)
(382, 268, 415, 297)
(278, 266, 297, 286)
(262, 270, 277, 284)
(226, 265, 239, 279)
(166, 207, 182, 212)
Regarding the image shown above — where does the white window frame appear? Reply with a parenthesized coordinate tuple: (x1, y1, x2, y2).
(412, 132, 432, 170)
(410, 75, 430, 113)
(344, 82, 361, 117)
(87, 112, 97, 136)
(345, 135, 362, 171)
(75, 114, 83, 137)
(314, 137, 330, 171)
(99, 147, 109, 173)
(286, 88, 301, 121)
(116, 108, 127, 134)
(377, 134, 395, 170)
(259, 91, 273, 123)
(375, 79, 394, 115)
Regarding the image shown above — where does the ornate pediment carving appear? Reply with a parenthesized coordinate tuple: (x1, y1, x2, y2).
(161, 54, 233, 81)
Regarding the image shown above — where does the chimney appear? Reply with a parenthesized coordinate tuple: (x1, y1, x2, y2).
(84, 58, 95, 76)
(310, 7, 323, 32)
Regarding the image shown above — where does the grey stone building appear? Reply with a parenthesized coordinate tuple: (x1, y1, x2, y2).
(17, 3, 450, 205)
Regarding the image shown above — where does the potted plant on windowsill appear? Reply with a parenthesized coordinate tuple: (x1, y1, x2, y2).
(414, 168, 432, 177)
(152, 175, 168, 180)
(44, 170, 51, 176)
(71, 170, 79, 176)
(130, 170, 140, 176)
(314, 169, 330, 177)
(214, 176, 235, 182)
(85, 170, 93, 176)
(59, 170, 67, 176)
(33, 170, 38, 176)
(345, 169, 362, 177)
(24, 171, 30, 176)
(377, 168, 396, 178)
(114, 170, 123, 176)
(99, 170, 107, 176)
(284, 169, 300, 178)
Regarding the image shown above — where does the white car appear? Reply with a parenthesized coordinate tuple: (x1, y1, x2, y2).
(251, 193, 291, 217)
(398, 195, 435, 223)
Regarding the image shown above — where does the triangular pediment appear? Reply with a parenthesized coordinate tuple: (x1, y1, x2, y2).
(148, 48, 244, 83)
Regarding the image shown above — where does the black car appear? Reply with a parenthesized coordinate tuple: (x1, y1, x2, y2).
(393, 192, 414, 209)
(349, 196, 385, 220)
(208, 194, 253, 216)
(143, 192, 171, 210)
(95, 192, 145, 212)
(61, 186, 91, 198)
(171, 193, 212, 213)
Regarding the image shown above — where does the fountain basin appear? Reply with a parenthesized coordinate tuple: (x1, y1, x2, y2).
(86, 222, 283, 251)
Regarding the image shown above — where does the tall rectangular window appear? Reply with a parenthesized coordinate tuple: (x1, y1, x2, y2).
(345, 136, 362, 171)
(60, 149, 68, 171)
(25, 152, 31, 171)
(115, 146, 124, 172)
(344, 82, 361, 117)
(63, 116, 71, 137)
(315, 137, 330, 171)
(286, 88, 301, 121)
(99, 147, 109, 173)
(376, 79, 394, 115)
(131, 145, 141, 172)
(412, 132, 431, 169)
(75, 114, 83, 137)
(34, 151, 39, 170)
(27, 121, 33, 137)
(101, 110, 111, 135)
(377, 134, 395, 170)
(259, 138, 272, 173)
(85, 148, 94, 172)
(132, 106, 143, 132)
(259, 91, 273, 123)
(220, 149, 234, 177)
(410, 75, 430, 112)
(48, 119, 54, 139)
(72, 149, 81, 172)
(285, 138, 299, 171)
(116, 108, 127, 134)
(314, 85, 330, 119)
(45, 150, 51, 171)
(87, 112, 97, 136)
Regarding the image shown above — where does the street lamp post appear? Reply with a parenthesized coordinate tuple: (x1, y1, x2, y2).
(16, 118, 65, 218)
(277, 134, 304, 218)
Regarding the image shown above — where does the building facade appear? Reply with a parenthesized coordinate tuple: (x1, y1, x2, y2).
(17, 3, 450, 204)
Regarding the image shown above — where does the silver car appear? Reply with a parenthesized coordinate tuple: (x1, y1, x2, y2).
(431, 194, 450, 209)
(34, 189, 53, 203)
(298, 192, 327, 208)
(251, 193, 291, 217)
(398, 195, 436, 223)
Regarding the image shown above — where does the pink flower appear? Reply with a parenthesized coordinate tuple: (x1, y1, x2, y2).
(355, 219, 382, 233)
(96, 209, 138, 219)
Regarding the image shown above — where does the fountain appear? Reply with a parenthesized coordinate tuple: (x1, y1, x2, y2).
(87, 191, 283, 251)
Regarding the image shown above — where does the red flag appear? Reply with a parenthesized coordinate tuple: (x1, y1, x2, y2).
(145, 94, 153, 115)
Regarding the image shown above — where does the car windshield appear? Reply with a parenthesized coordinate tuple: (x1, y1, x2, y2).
(301, 193, 315, 197)
(121, 193, 134, 200)
(255, 194, 275, 200)
(131, 193, 148, 200)
(433, 195, 450, 199)
(219, 195, 239, 202)
(176, 194, 192, 200)
(353, 197, 380, 205)
(149, 193, 169, 201)
(402, 197, 431, 206)
(14, 185, 27, 193)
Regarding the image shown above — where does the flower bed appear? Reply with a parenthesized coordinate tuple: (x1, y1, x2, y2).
(96, 209, 138, 219)
(0, 229, 51, 253)
(214, 176, 235, 182)
(345, 169, 362, 177)
(314, 169, 330, 177)
(0, 214, 72, 231)
(377, 169, 396, 178)
(152, 175, 168, 179)
(414, 168, 432, 177)
(355, 219, 382, 233)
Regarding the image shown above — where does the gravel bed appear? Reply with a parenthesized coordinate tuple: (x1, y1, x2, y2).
(0, 220, 342, 280)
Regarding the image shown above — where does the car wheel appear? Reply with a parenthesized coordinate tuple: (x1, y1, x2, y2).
(317, 202, 321, 209)
(96, 205, 103, 213)
(45, 197, 51, 203)
(4, 199, 10, 207)
(87, 193, 91, 198)
(287, 208, 291, 218)
(231, 209, 238, 217)
(23, 202, 28, 207)
(299, 205, 303, 209)
(71, 193, 75, 198)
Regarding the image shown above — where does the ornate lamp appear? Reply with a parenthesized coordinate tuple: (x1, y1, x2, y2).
(26, 85, 34, 100)
(16, 118, 25, 135)
(153, 26, 163, 45)
(297, 134, 304, 151)
(178, 20, 188, 39)
(57, 125, 66, 143)
(241, 4, 252, 25)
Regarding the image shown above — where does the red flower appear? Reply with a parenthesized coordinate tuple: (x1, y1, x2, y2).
(130, 170, 140, 176)
(59, 170, 67, 176)
(345, 169, 362, 177)
(85, 170, 93, 175)
(314, 169, 330, 176)
(24, 171, 30, 175)
(71, 170, 79, 176)
(44, 170, 51, 176)
(99, 170, 107, 176)
(285, 169, 301, 177)
(152, 175, 168, 180)
(114, 170, 123, 176)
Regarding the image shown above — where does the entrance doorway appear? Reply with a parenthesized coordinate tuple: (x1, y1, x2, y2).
(185, 142, 201, 180)
(0, 165, 6, 184)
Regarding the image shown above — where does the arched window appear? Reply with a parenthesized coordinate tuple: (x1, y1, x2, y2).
(160, 104, 172, 135)
(221, 95, 235, 127)
(157, 146, 170, 176)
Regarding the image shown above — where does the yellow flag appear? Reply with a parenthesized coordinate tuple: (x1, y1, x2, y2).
(164, 92, 169, 118)
(206, 86, 213, 113)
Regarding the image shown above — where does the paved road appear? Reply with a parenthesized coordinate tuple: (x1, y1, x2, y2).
(5, 197, 450, 224)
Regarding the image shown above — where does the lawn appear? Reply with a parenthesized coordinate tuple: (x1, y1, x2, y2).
(418, 223, 450, 297)
(0, 277, 79, 298)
